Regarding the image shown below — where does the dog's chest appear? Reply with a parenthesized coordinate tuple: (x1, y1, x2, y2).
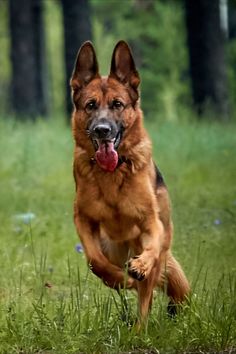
(81, 192, 141, 241)
(95, 198, 141, 241)
(77, 168, 156, 242)
(79, 174, 141, 224)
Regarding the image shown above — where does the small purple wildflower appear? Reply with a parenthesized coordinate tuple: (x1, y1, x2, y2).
(214, 219, 221, 225)
(75, 243, 83, 253)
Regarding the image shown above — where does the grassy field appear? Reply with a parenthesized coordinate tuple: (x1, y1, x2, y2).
(0, 117, 236, 354)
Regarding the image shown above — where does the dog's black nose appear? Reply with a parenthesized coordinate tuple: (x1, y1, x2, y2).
(93, 124, 112, 138)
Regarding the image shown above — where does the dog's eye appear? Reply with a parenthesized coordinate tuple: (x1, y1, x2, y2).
(85, 100, 97, 112)
(111, 100, 124, 110)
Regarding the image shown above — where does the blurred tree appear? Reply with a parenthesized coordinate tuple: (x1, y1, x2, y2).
(9, 0, 48, 119)
(228, 0, 236, 114)
(61, 0, 92, 119)
(229, 0, 236, 39)
(185, 0, 229, 119)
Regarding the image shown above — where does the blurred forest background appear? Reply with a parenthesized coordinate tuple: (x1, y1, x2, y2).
(0, 0, 236, 122)
(1, 2, 236, 352)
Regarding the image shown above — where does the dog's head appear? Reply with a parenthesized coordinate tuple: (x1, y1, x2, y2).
(71, 41, 140, 172)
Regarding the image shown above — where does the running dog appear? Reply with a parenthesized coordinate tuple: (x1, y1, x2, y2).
(71, 40, 190, 322)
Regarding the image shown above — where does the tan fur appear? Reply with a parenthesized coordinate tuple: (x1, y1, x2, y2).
(71, 41, 190, 322)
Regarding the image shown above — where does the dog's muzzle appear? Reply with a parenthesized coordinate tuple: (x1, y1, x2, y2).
(88, 119, 124, 172)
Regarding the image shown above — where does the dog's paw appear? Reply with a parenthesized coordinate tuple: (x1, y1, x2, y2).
(126, 256, 147, 281)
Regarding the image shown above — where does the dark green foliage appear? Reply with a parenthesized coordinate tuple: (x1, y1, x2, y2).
(92, 0, 190, 120)
(0, 0, 236, 119)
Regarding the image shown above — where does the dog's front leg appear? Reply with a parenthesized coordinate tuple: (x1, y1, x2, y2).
(136, 265, 158, 325)
(74, 213, 134, 289)
(127, 216, 163, 281)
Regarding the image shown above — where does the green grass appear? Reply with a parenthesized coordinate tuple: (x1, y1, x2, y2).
(0, 117, 236, 353)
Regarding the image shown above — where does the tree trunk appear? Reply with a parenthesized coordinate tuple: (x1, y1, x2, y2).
(185, 0, 228, 119)
(61, 0, 92, 119)
(9, 0, 48, 119)
(32, 0, 48, 116)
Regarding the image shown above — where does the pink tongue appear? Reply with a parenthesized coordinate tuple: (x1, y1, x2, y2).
(95, 142, 118, 172)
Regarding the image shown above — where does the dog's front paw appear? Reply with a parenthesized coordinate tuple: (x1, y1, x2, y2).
(126, 256, 147, 281)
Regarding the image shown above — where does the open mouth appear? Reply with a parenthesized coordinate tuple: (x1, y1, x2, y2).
(92, 131, 122, 172)
(92, 131, 122, 152)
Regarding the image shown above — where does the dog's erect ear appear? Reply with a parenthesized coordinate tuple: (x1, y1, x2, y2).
(109, 41, 140, 90)
(71, 41, 100, 90)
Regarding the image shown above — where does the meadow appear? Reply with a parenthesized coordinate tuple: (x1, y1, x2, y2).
(0, 117, 235, 354)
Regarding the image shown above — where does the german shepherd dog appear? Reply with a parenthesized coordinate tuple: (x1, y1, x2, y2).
(71, 41, 190, 322)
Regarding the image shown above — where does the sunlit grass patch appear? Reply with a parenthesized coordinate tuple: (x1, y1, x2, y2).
(0, 117, 235, 353)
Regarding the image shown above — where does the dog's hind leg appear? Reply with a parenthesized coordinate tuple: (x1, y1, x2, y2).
(160, 252, 190, 316)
